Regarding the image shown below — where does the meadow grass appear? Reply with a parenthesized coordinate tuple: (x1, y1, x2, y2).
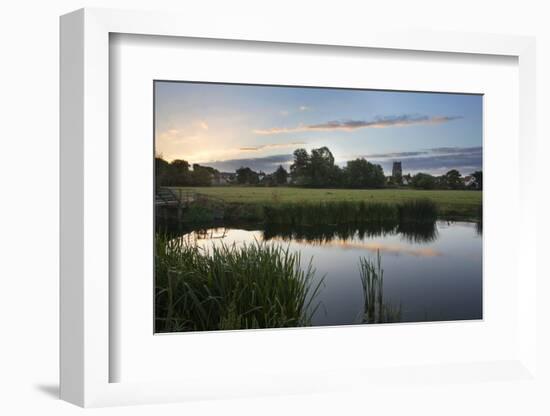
(155, 234, 323, 332)
(169, 186, 481, 219)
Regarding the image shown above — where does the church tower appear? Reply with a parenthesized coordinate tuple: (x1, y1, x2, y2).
(392, 161, 402, 183)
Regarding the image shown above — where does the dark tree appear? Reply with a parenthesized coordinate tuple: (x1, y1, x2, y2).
(170, 159, 191, 185)
(155, 157, 172, 187)
(290, 148, 311, 185)
(309, 146, 337, 187)
(236, 167, 259, 185)
(411, 173, 437, 190)
(191, 164, 217, 186)
(472, 171, 483, 190)
(155, 157, 193, 186)
(344, 158, 386, 188)
(443, 169, 464, 190)
(274, 165, 289, 185)
(171, 159, 190, 171)
(330, 165, 345, 187)
(154, 156, 219, 186)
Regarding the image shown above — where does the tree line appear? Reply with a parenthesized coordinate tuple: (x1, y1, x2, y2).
(408, 170, 482, 190)
(156, 146, 482, 190)
(156, 157, 217, 187)
(289, 147, 385, 188)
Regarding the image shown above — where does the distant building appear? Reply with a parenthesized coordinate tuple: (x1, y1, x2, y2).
(464, 175, 477, 188)
(392, 161, 403, 183)
(211, 172, 236, 186)
(259, 173, 274, 186)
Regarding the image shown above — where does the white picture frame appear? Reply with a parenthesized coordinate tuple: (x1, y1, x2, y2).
(60, 7, 538, 407)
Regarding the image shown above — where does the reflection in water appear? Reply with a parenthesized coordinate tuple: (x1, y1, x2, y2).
(263, 221, 438, 244)
(268, 236, 441, 257)
(159, 220, 482, 326)
(476, 220, 482, 236)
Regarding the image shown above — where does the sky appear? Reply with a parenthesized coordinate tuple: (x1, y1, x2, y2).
(154, 81, 482, 176)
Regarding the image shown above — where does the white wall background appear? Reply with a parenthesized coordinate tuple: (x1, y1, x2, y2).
(0, 1, 548, 415)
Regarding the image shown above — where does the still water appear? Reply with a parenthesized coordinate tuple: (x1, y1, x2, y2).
(174, 221, 482, 325)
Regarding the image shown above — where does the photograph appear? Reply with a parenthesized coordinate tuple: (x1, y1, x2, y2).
(154, 81, 483, 333)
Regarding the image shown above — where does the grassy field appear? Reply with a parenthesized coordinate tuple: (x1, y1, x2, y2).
(169, 186, 482, 219)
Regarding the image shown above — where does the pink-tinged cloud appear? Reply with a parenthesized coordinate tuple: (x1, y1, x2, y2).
(239, 142, 306, 152)
(253, 114, 463, 135)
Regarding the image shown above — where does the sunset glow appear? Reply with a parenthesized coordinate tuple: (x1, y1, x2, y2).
(155, 81, 482, 175)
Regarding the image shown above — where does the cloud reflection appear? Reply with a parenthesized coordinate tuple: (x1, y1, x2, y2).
(267, 236, 441, 257)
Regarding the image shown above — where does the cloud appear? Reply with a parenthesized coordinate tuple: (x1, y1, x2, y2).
(429, 146, 481, 154)
(280, 106, 309, 116)
(156, 120, 209, 146)
(156, 128, 201, 145)
(253, 114, 463, 135)
(363, 151, 428, 158)
(363, 146, 481, 160)
(362, 146, 482, 175)
(239, 142, 306, 152)
(202, 154, 294, 173)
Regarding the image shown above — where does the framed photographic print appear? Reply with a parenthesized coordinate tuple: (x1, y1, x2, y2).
(153, 81, 483, 333)
(60, 8, 539, 408)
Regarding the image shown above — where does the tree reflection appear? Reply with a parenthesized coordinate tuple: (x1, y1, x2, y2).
(263, 220, 438, 245)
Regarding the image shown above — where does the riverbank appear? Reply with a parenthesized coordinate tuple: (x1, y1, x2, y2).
(167, 186, 482, 222)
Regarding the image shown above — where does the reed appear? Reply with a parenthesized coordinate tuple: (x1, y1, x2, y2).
(359, 252, 402, 324)
(475, 204, 483, 235)
(263, 199, 437, 226)
(155, 234, 323, 332)
(396, 198, 438, 223)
